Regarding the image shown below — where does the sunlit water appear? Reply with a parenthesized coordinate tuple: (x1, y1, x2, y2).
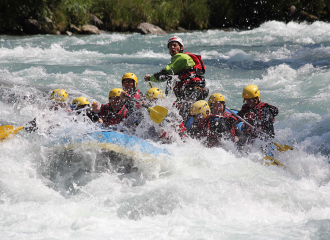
(1, 21, 330, 239)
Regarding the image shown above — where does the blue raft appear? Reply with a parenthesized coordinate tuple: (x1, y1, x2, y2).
(55, 130, 170, 161)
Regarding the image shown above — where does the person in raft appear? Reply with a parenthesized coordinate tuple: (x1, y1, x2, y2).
(207, 93, 246, 146)
(49, 89, 71, 112)
(71, 97, 100, 122)
(144, 36, 209, 102)
(186, 100, 236, 148)
(119, 72, 145, 114)
(92, 88, 129, 127)
(238, 84, 279, 142)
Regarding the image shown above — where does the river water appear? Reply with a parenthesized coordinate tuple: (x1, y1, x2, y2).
(1, 21, 330, 239)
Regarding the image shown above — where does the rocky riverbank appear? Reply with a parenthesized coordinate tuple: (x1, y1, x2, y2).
(0, 0, 328, 36)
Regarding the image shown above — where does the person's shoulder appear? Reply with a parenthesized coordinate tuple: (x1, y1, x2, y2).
(260, 102, 279, 115)
(172, 53, 191, 60)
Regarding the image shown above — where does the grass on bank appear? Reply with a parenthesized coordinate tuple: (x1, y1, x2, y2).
(0, 0, 329, 34)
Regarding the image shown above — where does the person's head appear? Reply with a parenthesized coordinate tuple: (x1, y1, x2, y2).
(208, 93, 226, 115)
(72, 97, 90, 111)
(167, 36, 184, 56)
(146, 88, 163, 103)
(50, 89, 69, 110)
(242, 84, 260, 108)
(122, 73, 138, 93)
(190, 100, 210, 123)
(109, 88, 124, 111)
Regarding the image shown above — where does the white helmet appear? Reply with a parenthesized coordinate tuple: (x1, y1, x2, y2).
(167, 36, 184, 48)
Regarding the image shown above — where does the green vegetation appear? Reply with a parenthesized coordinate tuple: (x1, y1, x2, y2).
(0, 0, 329, 34)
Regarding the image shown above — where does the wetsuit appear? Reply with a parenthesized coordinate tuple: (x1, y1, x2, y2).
(187, 115, 236, 148)
(150, 52, 207, 99)
(99, 103, 129, 127)
(123, 89, 144, 115)
(238, 101, 279, 141)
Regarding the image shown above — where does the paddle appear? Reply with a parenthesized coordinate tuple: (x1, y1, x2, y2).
(225, 108, 293, 168)
(148, 81, 153, 88)
(123, 93, 168, 124)
(0, 118, 38, 142)
(226, 108, 293, 152)
(0, 125, 24, 141)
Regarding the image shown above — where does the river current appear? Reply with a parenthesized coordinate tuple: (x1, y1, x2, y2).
(1, 21, 330, 239)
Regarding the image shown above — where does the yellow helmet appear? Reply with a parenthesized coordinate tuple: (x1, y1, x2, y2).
(208, 93, 225, 106)
(72, 97, 90, 107)
(109, 88, 123, 98)
(190, 100, 210, 118)
(242, 84, 260, 102)
(146, 88, 163, 100)
(50, 89, 68, 102)
(122, 73, 138, 89)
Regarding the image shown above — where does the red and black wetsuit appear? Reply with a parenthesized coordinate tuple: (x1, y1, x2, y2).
(153, 52, 207, 100)
(238, 101, 279, 140)
(173, 52, 206, 98)
(100, 103, 128, 127)
(187, 115, 232, 148)
(123, 89, 144, 114)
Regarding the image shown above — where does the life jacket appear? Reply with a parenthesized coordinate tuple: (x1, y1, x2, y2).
(100, 103, 128, 126)
(223, 111, 238, 139)
(187, 114, 220, 147)
(240, 101, 277, 136)
(174, 52, 206, 97)
(131, 89, 142, 109)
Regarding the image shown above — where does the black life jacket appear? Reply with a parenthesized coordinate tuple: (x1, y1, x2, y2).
(240, 101, 278, 137)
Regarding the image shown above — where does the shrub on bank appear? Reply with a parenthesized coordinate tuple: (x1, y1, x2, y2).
(0, 0, 328, 34)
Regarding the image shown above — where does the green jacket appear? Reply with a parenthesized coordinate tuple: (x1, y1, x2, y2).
(150, 53, 196, 82)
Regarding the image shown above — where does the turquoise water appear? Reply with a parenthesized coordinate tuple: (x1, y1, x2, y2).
(1, 21, 330, 239)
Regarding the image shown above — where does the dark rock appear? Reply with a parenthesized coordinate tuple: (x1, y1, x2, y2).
(43, 17, 54, 34)
(23, 19, 40, 34)
(69, 24, 81, 34)
(81, 25, 100, 34)
(90, 14, 103, 29)
(136, 23, 167, 35)
(177, 27, 186, 31)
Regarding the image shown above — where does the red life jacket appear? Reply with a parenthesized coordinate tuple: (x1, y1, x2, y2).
(100, 103, 128, 126)
(174, 52, 206, 97)
(129, 89, 142, 109)
(223, 112, 238, 139)
(187, 114, 220, 147)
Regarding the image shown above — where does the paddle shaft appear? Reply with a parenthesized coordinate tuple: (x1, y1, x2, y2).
(226, 108, 255, 130)
(226, 108, 293, 152)
(123, 92, 149, 110)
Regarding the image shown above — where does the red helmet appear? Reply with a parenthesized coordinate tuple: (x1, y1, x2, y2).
(167, 36, 184, 48)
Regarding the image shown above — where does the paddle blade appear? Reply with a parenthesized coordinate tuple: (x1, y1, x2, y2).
(273, 142, 294, 152)
(148, 106, 169, 124)
(263, 155, 285, 167)
(0, 125, 24, 141)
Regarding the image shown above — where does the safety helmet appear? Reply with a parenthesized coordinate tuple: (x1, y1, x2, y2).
(167, 36, 184, 48)
(122, 73, 138, 89)
(72, 97, 90, 107)
(190, 100, 210, 118)
(50, 89, 68, 102)
(109, 88, 123, 98)
(146, 88, 163, 100)
(208, 93, 226, 106)
(242, 84, 260, 102)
